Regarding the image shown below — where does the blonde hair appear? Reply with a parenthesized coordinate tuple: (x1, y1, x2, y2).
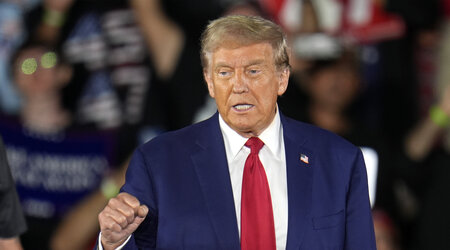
(200, 15, 290, 71)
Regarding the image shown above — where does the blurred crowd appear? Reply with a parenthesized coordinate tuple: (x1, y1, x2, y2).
(0, 0, 449, 249)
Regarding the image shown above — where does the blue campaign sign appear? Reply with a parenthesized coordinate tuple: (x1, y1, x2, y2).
(0, 116, 117, 219)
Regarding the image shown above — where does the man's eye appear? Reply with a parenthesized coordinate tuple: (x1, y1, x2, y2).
(248, 69, 260, 75)
(218, 71, 231, 77)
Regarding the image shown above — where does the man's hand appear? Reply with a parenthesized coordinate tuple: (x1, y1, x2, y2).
(98, 192, 148, 250)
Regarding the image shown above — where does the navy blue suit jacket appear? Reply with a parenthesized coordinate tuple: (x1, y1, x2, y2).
(119, 113, 376, 249)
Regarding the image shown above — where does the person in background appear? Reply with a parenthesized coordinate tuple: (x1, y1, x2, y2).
(0, 136, 27, 250)
(23, 0, 157, 158)
(0, 42, 119, 250)
(404, 83, 450, 250)
(405, 84, 450, 162)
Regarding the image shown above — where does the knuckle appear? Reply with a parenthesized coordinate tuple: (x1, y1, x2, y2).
(123, 208, 134, 218)
(98, 212, 105, 222)
(107, 198, 117, 207)
(120, 193, 140, 207)
(112, 223, 122, 232)
(98, 210, 111, 225)
(117, 215, 127, 225)
(103, 219, 116, 230)
(118, 192, 130, 201)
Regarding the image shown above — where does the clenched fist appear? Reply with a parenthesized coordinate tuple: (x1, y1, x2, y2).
(98, 192, 148, 250)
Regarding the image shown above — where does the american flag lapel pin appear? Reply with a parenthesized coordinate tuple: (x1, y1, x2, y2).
(300, 154, 309, 164)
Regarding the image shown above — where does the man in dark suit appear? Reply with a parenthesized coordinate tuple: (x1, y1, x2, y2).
(98, 15, 376, 250)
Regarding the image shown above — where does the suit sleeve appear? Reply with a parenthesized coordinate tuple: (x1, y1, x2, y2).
(344, 148, 376, 250)
(120, 147, 158, 249)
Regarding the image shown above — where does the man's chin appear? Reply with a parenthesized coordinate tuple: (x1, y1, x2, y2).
(230, 124, 262, 137)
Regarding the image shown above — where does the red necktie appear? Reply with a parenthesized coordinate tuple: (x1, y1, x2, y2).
(241, 137, 276, 250)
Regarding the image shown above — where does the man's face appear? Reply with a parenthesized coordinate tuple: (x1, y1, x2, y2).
(204, 42, 289, 137)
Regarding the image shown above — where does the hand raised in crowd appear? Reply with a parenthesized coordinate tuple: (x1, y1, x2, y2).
(404, 83, 450, 161)
(98, 193, 148, 250)
(44, 0, 75, 12)
(37, 0, 76, 44)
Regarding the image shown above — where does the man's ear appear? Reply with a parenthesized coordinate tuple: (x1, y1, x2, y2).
(277, 68, 290, 96)
(204, 70, 215, 98)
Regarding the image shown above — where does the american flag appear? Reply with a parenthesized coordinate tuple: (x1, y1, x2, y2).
(300, 154, 309, 164)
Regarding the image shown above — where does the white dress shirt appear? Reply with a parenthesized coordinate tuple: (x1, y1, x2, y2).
(219, 110, 288, 250)
(100, 110, 288, 250)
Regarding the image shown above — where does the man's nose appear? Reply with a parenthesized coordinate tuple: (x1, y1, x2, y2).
(232, 70, 248, 93)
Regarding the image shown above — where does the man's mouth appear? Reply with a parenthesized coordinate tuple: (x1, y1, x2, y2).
(233, 104, 254, 111)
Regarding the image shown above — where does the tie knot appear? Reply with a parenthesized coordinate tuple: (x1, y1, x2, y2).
(245, 137, 264, 154)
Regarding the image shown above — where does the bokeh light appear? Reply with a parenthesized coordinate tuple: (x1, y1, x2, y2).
(21, 58, 37, 75)
(41, 52, 58, 69)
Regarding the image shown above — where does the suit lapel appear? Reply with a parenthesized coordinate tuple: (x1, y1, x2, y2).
(189, 113, 314, 249)
(282, 115, 314, 250)
(190, 114, 240, 249)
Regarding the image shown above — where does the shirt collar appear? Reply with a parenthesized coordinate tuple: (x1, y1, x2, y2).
(219, 107, 283, 160)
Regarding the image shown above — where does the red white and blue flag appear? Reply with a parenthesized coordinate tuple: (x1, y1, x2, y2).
(300, 154, 309, 164)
